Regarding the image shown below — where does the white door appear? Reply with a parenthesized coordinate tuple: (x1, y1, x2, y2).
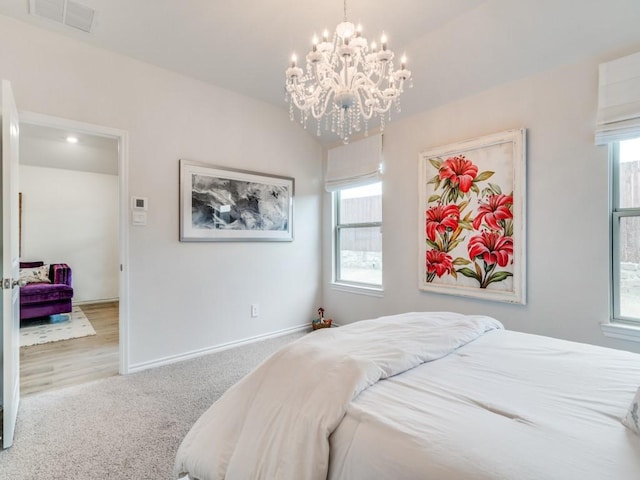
(1, 79, 20, 449)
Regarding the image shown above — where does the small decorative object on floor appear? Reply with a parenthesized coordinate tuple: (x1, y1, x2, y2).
(312, 307, 332, 330)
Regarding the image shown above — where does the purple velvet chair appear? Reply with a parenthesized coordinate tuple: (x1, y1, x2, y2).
(20, 261, 73, 321)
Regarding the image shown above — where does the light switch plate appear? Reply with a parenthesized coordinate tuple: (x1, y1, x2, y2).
(132, 211, 147, 225)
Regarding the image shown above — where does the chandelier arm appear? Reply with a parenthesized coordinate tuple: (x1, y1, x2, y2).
(293, 68, 329, 108)
(325, 67, 348, 92)
(290, 94, 310, 111)
(312, 57, 344, 90)
(288, 81, 309, 101)
(372, 98, 394, 114)
(357, 96, 376, 120)
(310, 91, 335, 120)
(349, 71, 375, 90)
(349, 72, 388, 106)
(354, 86, 377, 120)
(291, 82, 310, 99)
(289, 82, 318, 111)
(357, 68, 387, 90)
(287, 89, 308, 110)
(311, 61, 331, 85)
(376, 63, 395, 87)
(357, 80, 397, 116)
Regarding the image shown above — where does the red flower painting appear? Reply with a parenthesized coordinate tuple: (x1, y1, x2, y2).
(426, 204, 460, 241)
(426, 250, 454, 280)
(423, 152, 514, 290)
(472, 194, 513, 231)
(439, 156, 478, 193)
(468, 232, 513, 267)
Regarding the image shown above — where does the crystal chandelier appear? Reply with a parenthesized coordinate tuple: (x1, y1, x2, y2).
(285, 0, 412, 143)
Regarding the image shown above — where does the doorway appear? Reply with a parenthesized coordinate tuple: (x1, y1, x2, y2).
(17, 112, 129, 394)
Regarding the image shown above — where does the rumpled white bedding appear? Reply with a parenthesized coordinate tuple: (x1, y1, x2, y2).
(329, 329, 640, 480)
(174, 311, 502, 480)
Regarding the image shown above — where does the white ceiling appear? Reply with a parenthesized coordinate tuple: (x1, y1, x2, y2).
(2, 0, 640, 142)
(19, 123, 118, 175)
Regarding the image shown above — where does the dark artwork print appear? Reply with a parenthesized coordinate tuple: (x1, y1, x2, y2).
(191, 174, 289, 231)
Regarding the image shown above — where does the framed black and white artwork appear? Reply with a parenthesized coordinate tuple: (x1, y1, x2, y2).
(179, 160, 294, 242)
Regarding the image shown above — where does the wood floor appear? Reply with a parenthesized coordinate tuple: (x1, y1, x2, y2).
(20, 301, 119, 396)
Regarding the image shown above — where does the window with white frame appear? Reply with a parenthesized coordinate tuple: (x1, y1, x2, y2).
(334, 182, 382, 287)
(612, 138, 640, 324)
(596, 51, 640, 329)
(326, 134, 384, 290)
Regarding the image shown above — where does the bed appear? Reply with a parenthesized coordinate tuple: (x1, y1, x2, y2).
(174, 312, 640, 480)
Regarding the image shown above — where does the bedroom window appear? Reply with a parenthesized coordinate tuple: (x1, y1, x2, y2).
(326, 134, 384, 293)
(612, 138, 640, 324)
(334, 182, 383, 288)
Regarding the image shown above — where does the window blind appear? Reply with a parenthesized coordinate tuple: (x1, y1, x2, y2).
(325, 134, 383, 192)
(596, 51, 640, 145)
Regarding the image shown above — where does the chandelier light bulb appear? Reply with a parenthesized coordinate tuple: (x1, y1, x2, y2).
(284, 0, 412, 143)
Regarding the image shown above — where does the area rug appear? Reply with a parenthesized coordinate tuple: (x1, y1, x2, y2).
(20, 306, 96, 347)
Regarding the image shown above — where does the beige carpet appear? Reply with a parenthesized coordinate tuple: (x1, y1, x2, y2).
(0, 330, 305, 479)
(20, 306, 96, 347)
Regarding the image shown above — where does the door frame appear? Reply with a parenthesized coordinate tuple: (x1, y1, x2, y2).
(19, 111, 130, 374)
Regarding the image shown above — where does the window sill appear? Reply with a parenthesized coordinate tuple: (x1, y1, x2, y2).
(330, 282, 384, 298)
(601, 322, 640, 343)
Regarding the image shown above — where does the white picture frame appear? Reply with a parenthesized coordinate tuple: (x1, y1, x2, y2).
(418, 129, 526, 304)
(179, 160, 294, 242)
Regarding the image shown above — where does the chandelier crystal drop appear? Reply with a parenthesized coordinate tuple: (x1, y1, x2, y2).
(285, 0, 412, 144)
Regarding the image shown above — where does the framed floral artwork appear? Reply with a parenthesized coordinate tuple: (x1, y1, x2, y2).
(418, 129, 526, 304)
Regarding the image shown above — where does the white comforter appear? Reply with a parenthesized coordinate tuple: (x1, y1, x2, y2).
(329, 329, 640, 479)
(174, 312, 503, 480)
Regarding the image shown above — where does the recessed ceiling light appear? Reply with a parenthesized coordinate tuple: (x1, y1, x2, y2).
(66, 136, 79, 144)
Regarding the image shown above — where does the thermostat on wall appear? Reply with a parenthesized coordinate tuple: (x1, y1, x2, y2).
(131, 196, 148, 211)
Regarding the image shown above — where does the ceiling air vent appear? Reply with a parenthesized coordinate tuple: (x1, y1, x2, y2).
(29, 0, 95, 33)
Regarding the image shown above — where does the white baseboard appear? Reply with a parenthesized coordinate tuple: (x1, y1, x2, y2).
(126, 323, 310, 374)
(73, 297, 119, 306)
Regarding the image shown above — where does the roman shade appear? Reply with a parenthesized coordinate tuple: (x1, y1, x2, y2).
(325, 134, 383, 192)
(595, 51, 640, 145)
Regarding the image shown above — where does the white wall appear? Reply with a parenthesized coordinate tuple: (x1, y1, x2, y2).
(0, 15, 323, 369)
(323, 53, 640, 354)
(19, 165, 119, 303)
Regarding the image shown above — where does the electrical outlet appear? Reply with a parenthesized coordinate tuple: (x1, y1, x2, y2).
(251, 304, 259, 318)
